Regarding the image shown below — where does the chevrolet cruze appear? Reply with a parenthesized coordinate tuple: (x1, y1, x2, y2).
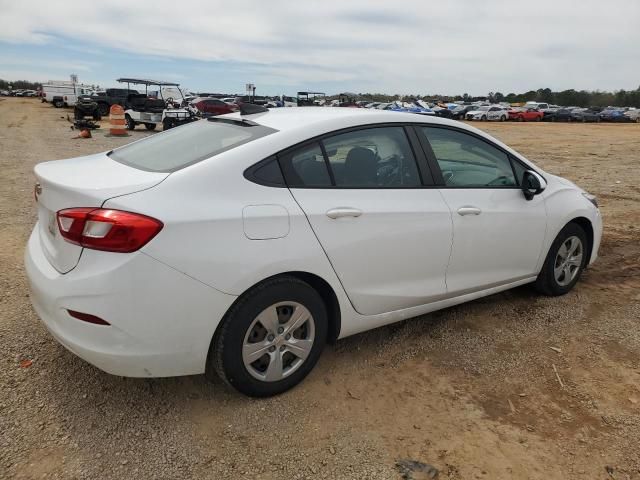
(25, 106, 602, 397)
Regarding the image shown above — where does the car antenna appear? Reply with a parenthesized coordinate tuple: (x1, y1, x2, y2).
(239, 103, 268, 115)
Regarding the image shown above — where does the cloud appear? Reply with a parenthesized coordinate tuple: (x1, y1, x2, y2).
(0, 0, 638, 94)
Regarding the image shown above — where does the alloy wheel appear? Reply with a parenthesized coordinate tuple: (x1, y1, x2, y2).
(554, 236, 583, 286)
(242, 302, 315, 382)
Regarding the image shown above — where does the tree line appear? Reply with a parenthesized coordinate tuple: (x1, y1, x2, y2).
(339, 86, 640, 108)
(0, 79, 42, 91)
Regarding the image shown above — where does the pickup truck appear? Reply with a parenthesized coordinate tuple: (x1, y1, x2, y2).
(91, 88, 139, 115)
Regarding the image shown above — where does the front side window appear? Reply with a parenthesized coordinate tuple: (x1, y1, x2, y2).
(421, 127, 517, 187)
(322, 127, 421, 188)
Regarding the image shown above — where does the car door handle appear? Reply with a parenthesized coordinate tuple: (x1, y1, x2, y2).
(457, 206, 482, 216)
(326, 207, 363, 219)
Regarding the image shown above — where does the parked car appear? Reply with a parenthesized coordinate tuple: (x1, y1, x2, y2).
(43, 82, 93, 108)
(508, 107, 543, 122)
(571, 109, 601, 122)
(25, 107, 602, 397)
(466, 105, 508, 121)
(430, 105, 454, 118)
(544, 108, 574, 122)
(623, 108, 640, 123)
(90, 88, 139, 115)
(451, 104, 478, 120)
(191, 97, 238, 115)
(525, 102, 550, 110)
(599, 108, 627, 122)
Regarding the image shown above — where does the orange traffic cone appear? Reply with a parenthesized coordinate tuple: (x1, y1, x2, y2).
(108, 105, 128, 136)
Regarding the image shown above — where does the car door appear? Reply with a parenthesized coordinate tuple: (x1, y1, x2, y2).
(417, 126, 548, 295)
(279, 125, 453, 316)
(487, 107, 500, 120)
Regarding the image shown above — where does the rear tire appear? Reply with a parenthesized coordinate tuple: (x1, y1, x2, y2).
(144, 123, 156, 131)
(125, 114, 136, 130)
(162, 118, 175, 130)
(207, 276, 328, 397)
(535, 223, 588, 296)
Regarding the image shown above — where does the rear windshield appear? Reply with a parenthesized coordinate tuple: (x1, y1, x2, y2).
(108, 119, 276, 172)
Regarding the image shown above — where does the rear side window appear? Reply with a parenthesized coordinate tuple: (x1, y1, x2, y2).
(245, 157, 285, 186)
(323, 127, 421, 188)
(109, 119, 276, 172)
(279, 143, 332, 187)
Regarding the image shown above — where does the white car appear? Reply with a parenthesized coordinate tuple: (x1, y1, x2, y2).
(466, 105, 508, 121)
(25, 107, 602, 397)
(624, 108, 640, 122)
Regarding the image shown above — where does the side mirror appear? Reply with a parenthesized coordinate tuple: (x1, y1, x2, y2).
(522, 170, 546, 200)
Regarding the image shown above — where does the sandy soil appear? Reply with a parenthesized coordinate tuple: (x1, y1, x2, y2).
(0, 97, 639, 479)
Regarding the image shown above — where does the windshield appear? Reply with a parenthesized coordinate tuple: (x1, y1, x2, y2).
(476, 106, 490, 111)
(108, 119, 277, 172)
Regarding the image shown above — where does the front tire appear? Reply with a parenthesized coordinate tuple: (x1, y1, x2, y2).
(144, 123, 156, 131)
(208, 276, 328, 397)
(535, 223, 588, 296)
(98, 103, 110, 116)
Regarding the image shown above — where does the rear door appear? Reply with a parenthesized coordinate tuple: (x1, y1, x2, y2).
(417, 126, 547, 295)
(280, 125, 452, 316)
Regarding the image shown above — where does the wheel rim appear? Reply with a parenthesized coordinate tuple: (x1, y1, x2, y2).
(242, 301, 315, 382)
(554, 236, 583, 286)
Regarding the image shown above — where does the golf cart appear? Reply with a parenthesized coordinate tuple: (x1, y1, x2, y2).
(116, 78, 198, 130)
(297, 91, 326, 106)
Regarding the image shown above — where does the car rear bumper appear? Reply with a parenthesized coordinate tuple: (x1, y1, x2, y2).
(25, 226, 237, 377)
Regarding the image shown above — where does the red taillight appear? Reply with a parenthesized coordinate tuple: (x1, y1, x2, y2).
(67, 310, 110, 326)
(56, 208, 163, 253)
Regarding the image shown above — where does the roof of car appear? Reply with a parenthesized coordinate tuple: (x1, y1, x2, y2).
(220, 106, 460, 134)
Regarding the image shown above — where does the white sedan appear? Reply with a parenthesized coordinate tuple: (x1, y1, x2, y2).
(466, 105, 509, 121)
(25, 106, 602, 397)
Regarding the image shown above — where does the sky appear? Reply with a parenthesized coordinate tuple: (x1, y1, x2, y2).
(0, 0, 638, 96)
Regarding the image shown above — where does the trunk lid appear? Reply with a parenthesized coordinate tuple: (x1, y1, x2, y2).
(34, 152, 168, 273)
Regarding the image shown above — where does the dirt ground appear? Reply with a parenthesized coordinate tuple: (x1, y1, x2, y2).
(0, 97, 638, 480)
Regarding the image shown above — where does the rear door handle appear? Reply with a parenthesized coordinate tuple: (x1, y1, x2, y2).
(457, 206, 482, 216)
(326, 207, 363, 219)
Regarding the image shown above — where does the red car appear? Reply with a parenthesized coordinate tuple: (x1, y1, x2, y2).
(508, 107, 543, 122)
(191, 97, 237, 115)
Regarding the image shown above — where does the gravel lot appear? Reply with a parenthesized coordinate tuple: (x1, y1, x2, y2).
(1, 97, 639, 480)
